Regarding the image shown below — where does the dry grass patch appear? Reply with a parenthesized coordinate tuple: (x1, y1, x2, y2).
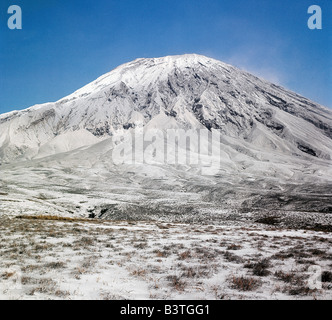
(130, 268, 147, 277)
(229, 275, 261, 291)
(28, 278, 58, 296)
(45, 261, 66, 269)
(274, 270, 304, 285)
(1, 271, 16, 279)
(178, 250, 192, 260)
(227, 244, 242, 251)
(248, 259, 271, 277)
(322, 271, 332, 283)
(166, 275, 187, 292)
(16, 215, 100, 224)
(223, 251, 244, 264)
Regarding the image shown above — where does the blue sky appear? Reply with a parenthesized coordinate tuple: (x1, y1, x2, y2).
(0, 0, 331, 114)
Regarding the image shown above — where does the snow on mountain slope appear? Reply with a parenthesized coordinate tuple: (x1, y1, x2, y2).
(1, 54, 332, 218)
(1, 54, 331, 163)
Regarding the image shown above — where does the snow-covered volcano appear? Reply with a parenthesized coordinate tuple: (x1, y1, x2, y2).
(1, 54, 331, 162)
(1, 54, 332, 219)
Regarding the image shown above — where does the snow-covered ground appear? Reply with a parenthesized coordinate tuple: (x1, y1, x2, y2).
(1, 145, 331, 300)
(0, 214, 331, 300)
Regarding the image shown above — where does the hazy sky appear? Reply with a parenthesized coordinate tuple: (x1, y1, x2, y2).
(0, 0, 331, 114)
